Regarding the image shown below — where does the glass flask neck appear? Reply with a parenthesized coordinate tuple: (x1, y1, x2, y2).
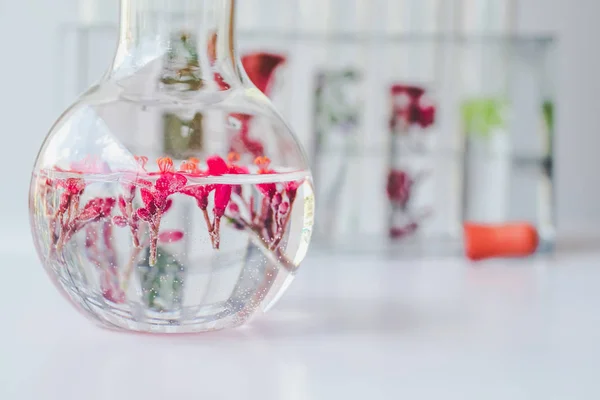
(109, 0, 241, 93)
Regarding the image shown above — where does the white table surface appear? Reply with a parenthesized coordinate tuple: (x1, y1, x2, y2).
(2, 246, 600, 400)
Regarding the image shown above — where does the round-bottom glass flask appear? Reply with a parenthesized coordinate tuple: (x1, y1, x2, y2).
(29, 0, 314, 333)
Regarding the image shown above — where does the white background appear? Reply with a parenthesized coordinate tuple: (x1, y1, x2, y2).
(0, 0, 595, 250)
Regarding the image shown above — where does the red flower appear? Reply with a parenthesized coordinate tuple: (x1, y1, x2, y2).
(387, 170, 414, 209)
(77, 198, 116, 223)
(285, 180, 301, 203)
(206, 155, 229, 176)
(134, 155, 148, 170)
(228, 202, 240, 216)
(157, 156, 174, 173)
(55, 177, 86, 213)
(136, 206, 152, 222)
(391, 84, 425, 99)
(179, 157, 204, 175)
(137, 188, 172, 221)
(418, 105, 436, 129)
(181, 184, 211, 210)
(155, 173, 187, 195)
(214, 185, 232, 217)
(136, 157, 185, 222)
(119, 156, 151, 201)
(112, 215, 127, 227)
(228, 152, 240, 164)
(58, 178, 85, 195)
(272, 192, 282, 207)
(118, 196, 127, 216)
(226, 152, 249, 197)
(207, 154, 247, 215)
(254, 156, 273, 173)
(390, 84, 436, 129)
(226, 152, 249, 175)
(255, 156, 277, 198)
(158, 230, 184, 243)
(229, 165, 249, 175)
(152, 157, 187, 195)
(279, 201, 290, 215)
(241, 52, 286, 95)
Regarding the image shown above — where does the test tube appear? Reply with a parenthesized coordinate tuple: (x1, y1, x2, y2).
(456, 0, 518, 224)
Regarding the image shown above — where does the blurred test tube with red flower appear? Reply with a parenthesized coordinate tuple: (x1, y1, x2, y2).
(388, 84, 436, 240)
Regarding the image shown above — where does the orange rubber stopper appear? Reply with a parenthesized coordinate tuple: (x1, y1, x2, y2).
(463, 222, 539, 261)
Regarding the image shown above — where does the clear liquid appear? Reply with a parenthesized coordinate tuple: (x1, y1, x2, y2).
(30, 169, 314, 333)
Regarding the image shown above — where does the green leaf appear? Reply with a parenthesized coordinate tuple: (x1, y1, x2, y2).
(137, 246, 185, 312)
(461, 98, 509, 138)
(542, 100, 554, 133)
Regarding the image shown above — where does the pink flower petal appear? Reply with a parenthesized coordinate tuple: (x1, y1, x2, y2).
(155, 175, 170, 193)
(227, 202, 240, 216)
(58, 193, 70, 214)
(196, 197, 208, 210)
(153, 192, 168, 211)
(279, 201, 290, 214)
(272, 192, 282, 207)
(137, 208, 151, 222)
(158, 230, 184, 243)
(242, 52, 286, 94)
(118, 196, 127, 216)
(229, 165, 249, 175)
(112, 215, 128, 227)
(163, 198, 173, 213)
(78, 207, 101, 222)
(207, 156, 228, 176)
(140, 188, 154, 207)
(156, 173, 187, 194)
(136, 178, 153, 188)
(181, 185, 204, 198)
(66, 178, 86, 194)
(419, 106, 436, 128)
(78, 198, 115, 221)
(258, 183, 277, 198)
(214, 185, 232, 216)
(171, 173, 187, 191)
(101, 198, 116, 216)
(285, 180, 301, 192)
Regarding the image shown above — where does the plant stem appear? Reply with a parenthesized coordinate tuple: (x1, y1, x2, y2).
(126, 200, 140, 248)
(271, 199, 295, 251)
(121, 245, 143, 293)
(234, 216, 297, 273)
(213, 216, 222, 249)
(264, 206, 275, 243)
(250, 196, 256, 222)
(149, 217, 160, 266)
(202, 208, 216, 248)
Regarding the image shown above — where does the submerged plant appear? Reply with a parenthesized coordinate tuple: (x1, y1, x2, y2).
(38, 153, 303, 288)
